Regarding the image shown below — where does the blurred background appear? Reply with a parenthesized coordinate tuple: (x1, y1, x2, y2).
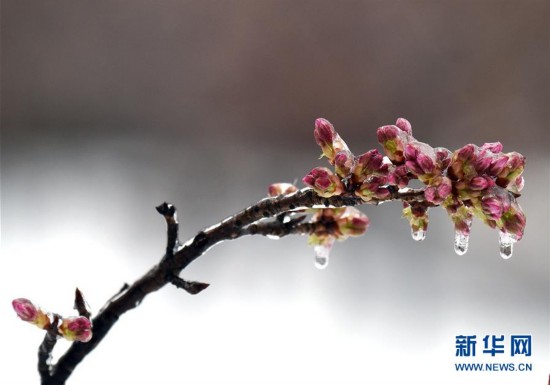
(1, 1, 549, 384)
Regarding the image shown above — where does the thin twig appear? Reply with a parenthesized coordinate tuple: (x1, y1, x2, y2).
(156, 202, 179, 258)
(169, 275, 210, 295)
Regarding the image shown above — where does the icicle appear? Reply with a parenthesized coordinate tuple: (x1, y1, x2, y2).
(313, 243, 332, 270)
(498, 231, 515, 259)
(411, 229, 426, 242)
(454, 231, 469, 255)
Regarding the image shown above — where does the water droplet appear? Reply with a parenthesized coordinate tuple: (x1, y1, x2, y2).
(314, 245, 331, 269)
(266, 234, 280, 240)
(499, 231, 515, 259)
(454, 231, 469, 255)
(411, 229, 426, 241)
(282, 215, 291, 224)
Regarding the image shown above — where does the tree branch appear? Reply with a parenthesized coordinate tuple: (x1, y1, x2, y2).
(38, 315, 60, 382)
(41, 188, 425, 385)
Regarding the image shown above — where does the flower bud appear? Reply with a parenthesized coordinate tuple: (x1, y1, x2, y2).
(314, 118, 335, 147)
(488, 155, 509, 176)
(58, 316, 92, 343)
(449, 144, 476, 180)
(417, 153, 435, 173)
(334, 150, 355, 178)
(336, 207, 370, 237)
(456, 144, 476, 160)
(496, 152, 526, 188)
(469, 176, 495, 191)
(395, 117, 412, 134)
(313, 118, 349, 164)
(481, 196, 504, 221)
(402, 202, 429, 234)
(268, 183, 298, 197)
(355, 176, 390, 201)
(481, 142, 503, 153)
(473, 155, 492, 174)
(501, 200, 526, 241)
(302, 167, 345, 198)
(435, 147, 452, 171)
(424, 176, 452, 204)
(12, 298, 51, 329)
(377, 125, 410, 164)
(445, 202, 473, 236)
(404, 142, 438, 181)
(352, 149, 388, 183)
(388, 164, 410, 188)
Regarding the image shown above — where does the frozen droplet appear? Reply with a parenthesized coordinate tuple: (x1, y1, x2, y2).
(314, 244, 332, 269)
(498, 231, 515, 259)
(266, 234, 280, 240)
(411, 229, 426, 242)
(454, 231, 469, 255)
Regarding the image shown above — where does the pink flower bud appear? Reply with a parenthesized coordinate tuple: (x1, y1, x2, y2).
(416, 153, 435, 173)
(481, 196, 504, 221)
(488, 155, 509, 176)
(404, 142, 438, 180)
(302, 167, 345, 198)
(334, 150, 355, 178)
(313, 118, 349, 164)
(404, 143, 417, 160)
(424, 176, 452, 204)
(438, 178, 453, 198)
(496, 152, 526, 188)
(355, 175, 390, 201)
(402, 202, 429, 233)
(474, 155, 492, 174)
(377, 125, 410, 164)
(501, 201, 526, 241)
(456, 144, 476, 161)
(314, 118, 335, 146)
(481, 142, 503, 153)
(268, 183, 298, 197)
(405, 160, 424, 175)
(449, 144, 477, 180)
(435, 147, 452, 170)
(469, 176, 494, 191)
(388, 164, 410, 188)
(12, 298, 51, 329)
(445, 203, 473, 236)
(336, 207, 370, 237)
(352, 149, 388, 183)
(395, 117, 412, 134)
(377, 125, 398, 142)
(58, 316, 92, 343)
(424, 186, 436, 203)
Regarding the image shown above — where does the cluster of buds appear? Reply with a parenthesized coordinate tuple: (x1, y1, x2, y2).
(268, 182, 369, 268)
(299, 117, 526, 260)
(446, 142, 526, 257)
(302, 167, 344, 198)
(12, 296, 93, 343)
(307, 207, 369, 269)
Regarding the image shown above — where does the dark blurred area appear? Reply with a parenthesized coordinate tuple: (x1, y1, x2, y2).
(2, 1, 549, 384)
(3, 0, 548, 149)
